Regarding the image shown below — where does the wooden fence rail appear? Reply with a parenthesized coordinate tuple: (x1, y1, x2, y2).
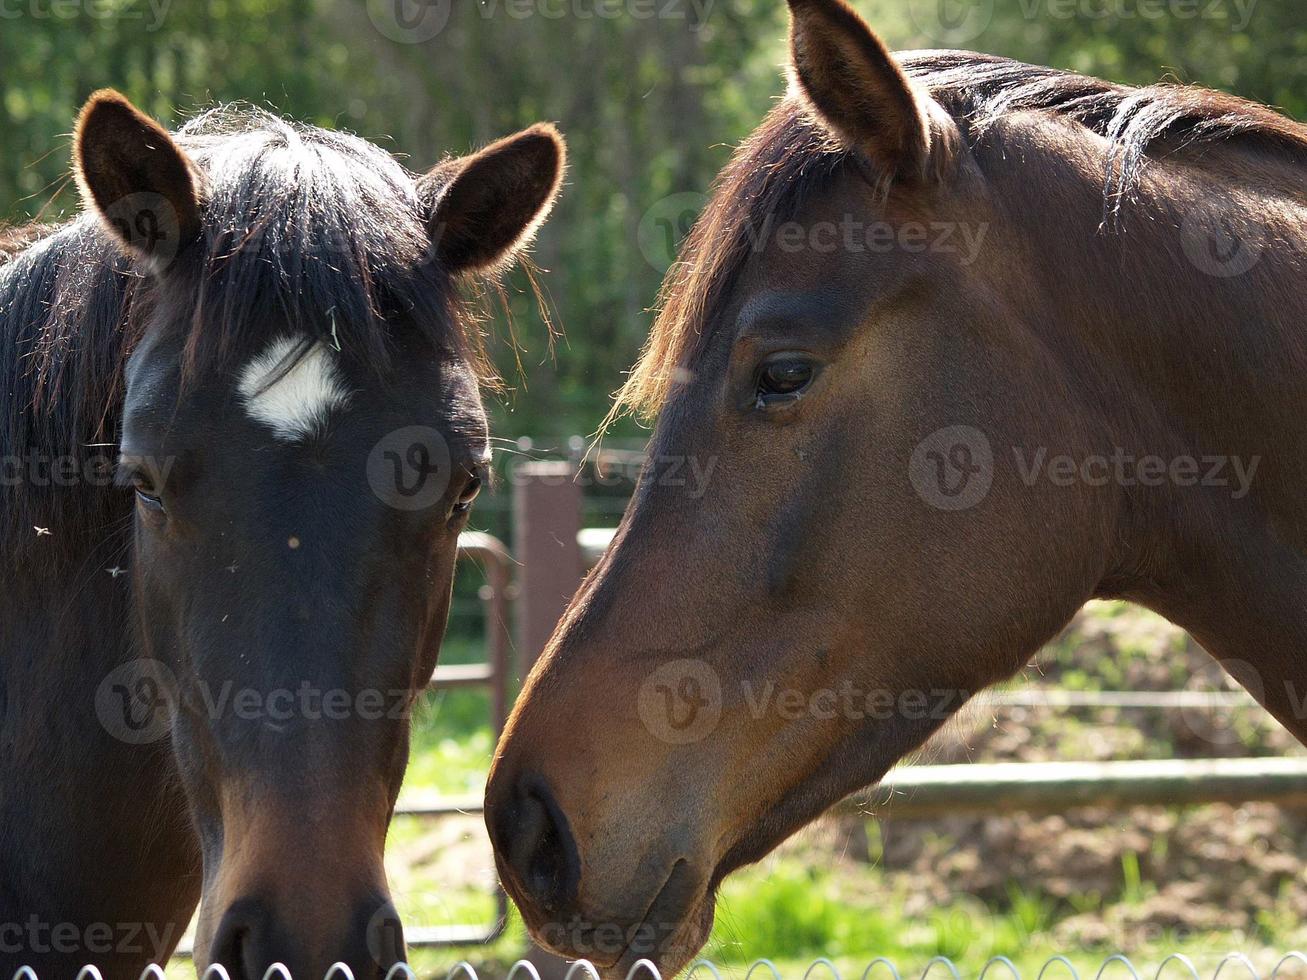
(397, 756, 1307, 823)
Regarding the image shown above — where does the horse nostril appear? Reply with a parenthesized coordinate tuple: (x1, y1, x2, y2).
(362, 897, 406, 974)
(209, 899, 264, 980)
(502, 777, 580, 915)
(207, 892, 399, 980)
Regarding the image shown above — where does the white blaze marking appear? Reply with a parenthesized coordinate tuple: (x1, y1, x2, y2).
(238, 336, 351, 441)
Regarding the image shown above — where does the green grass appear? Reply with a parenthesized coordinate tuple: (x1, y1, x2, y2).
(697, 859, 1305, 980)
(402, 635, 499, 797)
(706, 861, 1063, 968)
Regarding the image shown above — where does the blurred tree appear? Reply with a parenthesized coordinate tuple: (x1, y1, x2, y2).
(0, 0, 1301, 439)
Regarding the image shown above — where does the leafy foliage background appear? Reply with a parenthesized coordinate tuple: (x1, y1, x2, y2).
(1, 0, 1302, 438)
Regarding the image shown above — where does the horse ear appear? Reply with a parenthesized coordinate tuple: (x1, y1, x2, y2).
(74, 90, 203, 269)
(421, 123, 566, 275)
(786, 0, 952, 182)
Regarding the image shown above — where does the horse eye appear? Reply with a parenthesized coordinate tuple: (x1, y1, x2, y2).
(134, 485, 166, 514)
(127, 471, 166, 514)
(756, 356, 816, 405)
(452, 474, 482, 515)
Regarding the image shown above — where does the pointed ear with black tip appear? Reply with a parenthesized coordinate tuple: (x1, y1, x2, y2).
(420, 123, 566, 276)
(74, 90, 203, 270)
(786, 0, 957, 183)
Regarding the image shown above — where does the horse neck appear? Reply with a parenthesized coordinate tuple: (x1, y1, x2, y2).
(0, 220, 145, 794)
(0, 562, 197, 926)
(992, 128, 1307, 740)
(0, 229, 197, 918)
(991, 127, 1307, 491)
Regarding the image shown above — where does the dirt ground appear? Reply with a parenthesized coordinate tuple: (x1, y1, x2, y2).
(799, 602, 1307, 947)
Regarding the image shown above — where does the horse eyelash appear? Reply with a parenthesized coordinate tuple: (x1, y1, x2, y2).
(114, 459, 151, 489)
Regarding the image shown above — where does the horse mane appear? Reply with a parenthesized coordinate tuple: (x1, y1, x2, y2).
(905, 50, 1307, 219)
(0, 106, 488, 555)
(609, 52, 1307, 423)
(0, 218, 134, 557)
(0, 221, 58, 265)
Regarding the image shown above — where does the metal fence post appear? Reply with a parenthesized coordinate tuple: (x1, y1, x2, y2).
(510, 460, 584, 980)
(512, 460, 585, 682)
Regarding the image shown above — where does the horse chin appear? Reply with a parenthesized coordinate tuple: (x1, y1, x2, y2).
(527, 862, 716, 979)
(609, 895, 716, 980)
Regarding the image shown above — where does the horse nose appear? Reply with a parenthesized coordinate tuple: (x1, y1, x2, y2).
(207, 897, 268, 980)
(207, 895, 402, 980)
(488, 775, 580, 916)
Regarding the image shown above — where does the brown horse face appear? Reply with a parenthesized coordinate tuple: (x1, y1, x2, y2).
(488, 1, 1109, 973)
(122, 324, 482, 979)
(75, 92, 564, 978)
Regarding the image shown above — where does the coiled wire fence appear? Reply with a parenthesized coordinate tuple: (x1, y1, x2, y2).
(13, 953, 1307, 980)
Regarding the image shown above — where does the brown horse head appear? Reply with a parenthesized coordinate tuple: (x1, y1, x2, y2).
(486, 0, 1307, 973)
(58, 93, 564, 978)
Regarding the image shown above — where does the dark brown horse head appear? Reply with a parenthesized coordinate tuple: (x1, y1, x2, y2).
(487, 0, 1307, 973)
(72, 92, 564, 978)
